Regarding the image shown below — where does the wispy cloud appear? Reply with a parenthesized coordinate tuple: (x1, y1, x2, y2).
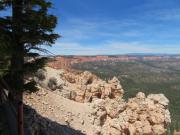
(53, 0, 180, 55)
(59, 18, 143, 42)
(58, 16, 180, 45)
(46, 40, 180, 55)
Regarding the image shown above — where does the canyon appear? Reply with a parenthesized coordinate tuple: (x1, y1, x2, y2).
(24, 67, 171, 135)
(47, 55, 180, 69)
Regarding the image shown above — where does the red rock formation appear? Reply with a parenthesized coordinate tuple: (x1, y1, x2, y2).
(47, 55, 180, 70)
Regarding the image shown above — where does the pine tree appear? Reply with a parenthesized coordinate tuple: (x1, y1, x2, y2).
(0, 0, 59, 134)
(0, 1, 12, 78)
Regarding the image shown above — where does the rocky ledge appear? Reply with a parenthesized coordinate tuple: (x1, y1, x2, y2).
(24, 67, 171, 135)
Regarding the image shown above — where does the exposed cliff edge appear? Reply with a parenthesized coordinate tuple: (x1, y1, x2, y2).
(24, 67, 171, 135)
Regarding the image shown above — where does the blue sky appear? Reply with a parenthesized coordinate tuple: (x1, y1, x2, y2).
(46, 0, 180, 55)
(1, 0, 180, 55)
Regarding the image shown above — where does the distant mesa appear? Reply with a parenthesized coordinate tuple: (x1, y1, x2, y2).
(47, 55, 180, 69)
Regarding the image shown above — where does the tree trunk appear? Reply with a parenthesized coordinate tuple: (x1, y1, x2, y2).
(12, 0, 24, 135)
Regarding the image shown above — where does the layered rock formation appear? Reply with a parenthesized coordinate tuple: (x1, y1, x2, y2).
(25, 67, 171, 135)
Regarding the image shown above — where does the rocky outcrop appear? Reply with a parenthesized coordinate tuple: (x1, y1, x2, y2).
(35, 67, 124, 103)
(29, 67, 171, 135)
(90, 92, 171, 135)
(63, 71, 124, 103)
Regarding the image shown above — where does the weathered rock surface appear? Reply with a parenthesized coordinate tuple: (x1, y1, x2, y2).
(93, 92, 171, 135)
(63, 71, 124, 103)
(25, 67, 171, 135)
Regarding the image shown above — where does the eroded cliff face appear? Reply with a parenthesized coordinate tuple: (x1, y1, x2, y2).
(63, 71, 124, 103)
(24, 67, 171, 135)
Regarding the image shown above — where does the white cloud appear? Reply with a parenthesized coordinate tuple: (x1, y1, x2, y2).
(46, 40, 180, 55)
(54, 9, 180, 55)
(59, 18, 142, 42)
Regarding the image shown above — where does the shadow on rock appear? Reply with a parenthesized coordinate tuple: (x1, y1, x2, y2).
(24, 105, 85, 135)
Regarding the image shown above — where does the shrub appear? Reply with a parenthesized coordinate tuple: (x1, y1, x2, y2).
(35, 69, 46, 81)
(48, 77, 57, 90)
